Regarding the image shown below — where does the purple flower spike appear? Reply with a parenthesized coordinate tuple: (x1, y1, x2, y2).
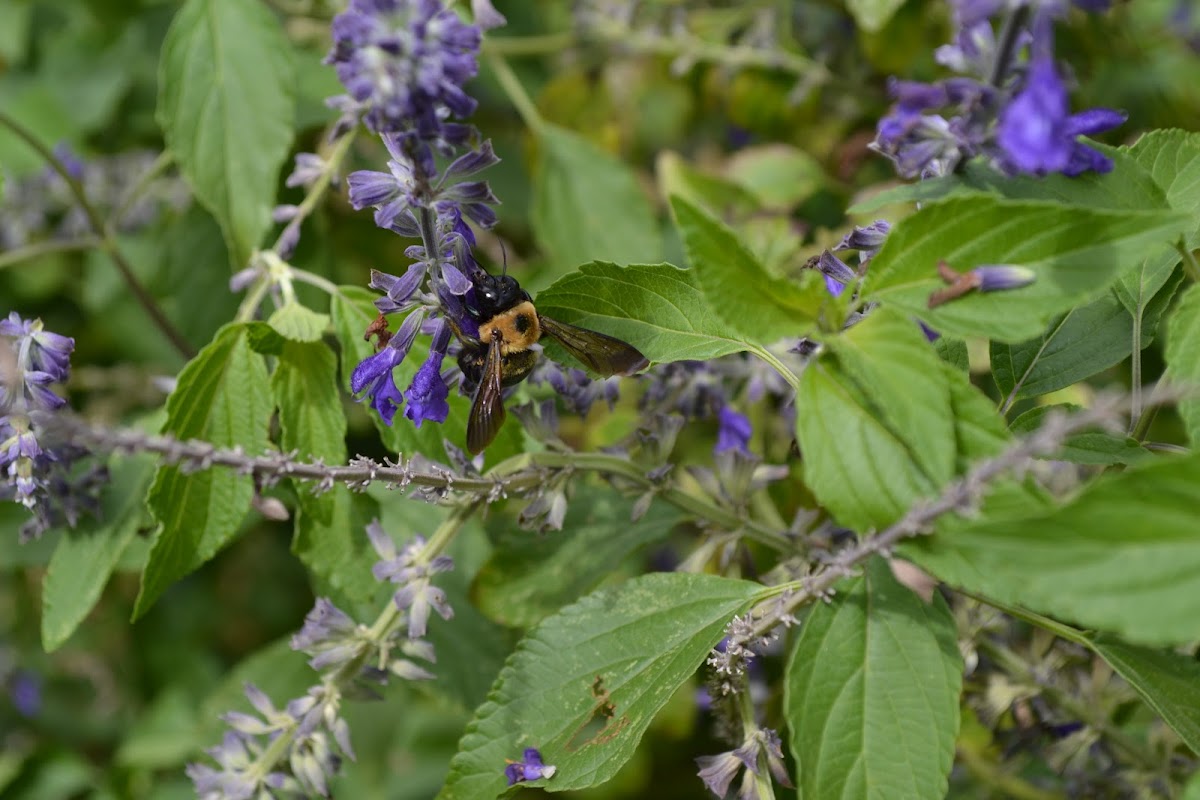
(505, 748, 556, 786)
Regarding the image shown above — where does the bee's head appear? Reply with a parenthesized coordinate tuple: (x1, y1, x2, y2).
(474, 274, 527, 318)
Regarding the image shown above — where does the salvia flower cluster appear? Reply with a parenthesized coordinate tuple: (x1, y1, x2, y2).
(328, 0, 506, 430)
(1, 313, 103, 541)
(188, 520, 453, 798)
(873, 0, 1125, 178)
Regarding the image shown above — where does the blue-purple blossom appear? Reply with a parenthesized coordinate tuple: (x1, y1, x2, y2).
(2, 314, 100, 540)
(975, 264, 1037, 291)
(715, 406, 752, 455)
(326, 0, 483, 138)
(367, 520, 455, 639)
(696, 727, 792, 800)
(286, 152, 328, 189)
(403, 321, 452, 426)
(350, 342, 408, 424)
(9, 669, 41, 717)
(350, 308, 425, 423)
(505, 748, 557, 785)
(997, 56, 1125, 175)
(874, 1, 1123, 179)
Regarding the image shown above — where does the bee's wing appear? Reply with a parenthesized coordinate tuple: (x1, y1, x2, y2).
(466, 334, 506, 454)
(538, 316, 650, 377)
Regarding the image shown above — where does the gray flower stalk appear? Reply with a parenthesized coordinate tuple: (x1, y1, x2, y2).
(187, 519, 456, 798)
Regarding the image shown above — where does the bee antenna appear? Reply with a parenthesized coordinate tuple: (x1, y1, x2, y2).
(500, 241, 509, 277)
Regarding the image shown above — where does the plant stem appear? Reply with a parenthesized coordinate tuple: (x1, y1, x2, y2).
(0, 237, 102, 271)
(485, 32, 575, 57)
(0, 112, 196, 359)
(484, 51, 545, 134)
(271, 128, 356, 253)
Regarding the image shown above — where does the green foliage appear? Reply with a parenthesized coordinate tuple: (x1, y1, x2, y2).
(42, 454, 155, 651)
(6, 2, 1200, 798)
(910, 452, 1200, 646)
(785, 557, 962, 799)
(471, 489, 685, 627)
(865, 197, 1191, 341)
(534, 261, 754, 362)
(139, 323, 273, 617)
(438, 573, 765, 799)
(532, 124, 664, 270)
(158, 0, 296, 263)
(670, 195, 825, 344)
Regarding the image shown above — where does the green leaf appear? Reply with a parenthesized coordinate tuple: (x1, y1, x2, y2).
(656, 150, 760, 221)
(1009, 406, 1152, 466)
(158, 0, 296, 263)
(272, 340, 345, 463)
(437, 573, 765, 800)
(43, 21, 144, 133)
(268, 302, 330, 343)
(670, 195, 822, 344)
(846, 0, 907, 33)
(992, 270, 1182, 402)
(1127, 129, 1200, 228)
(864, 197, 1191, 342)
(943, 360, 1010, 466)
(41, 454, 155, 651)
(958, 148, 1168, 212)
(471, 491, 685, 627)
(534, 261, 752, 363)
(1088, 634, 1200, 756)
(1166, 284, 1200, 446)
(795, 310, 955, 530)
(848, 175, 983, 214)
(933, 337, 969, 372)
(1111, 132, 1200, 316)
(725, 144, 826, 210)
(532, 124, 663, 269)
(785, 557, 962, 799)
(908, 452, 1200, 646)
(137, 324, 273, 618)
(162, 206, 239, 349)
(270, 339, 383, 604)
(0, 1, 32, 63)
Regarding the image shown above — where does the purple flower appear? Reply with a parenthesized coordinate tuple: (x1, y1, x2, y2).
(351, 310, 425, 423)
(696, 728, 792, 800)
(351, 346, 407, 424)
(403, 319, 452, 427)
(326, 0, 483, 138)
(291, 598, 361, 672)
(974, 264, 1037, 291)
(1, 312, 75, 386)
(715, 406, 752, 455)
(505, 748, 556, 785)
(403, 357, 450, 426)
(10, 669, 41, 717)
(286, 152, 327, 189)
(370, 265, 426, 314)
(51, 142, 85, 181)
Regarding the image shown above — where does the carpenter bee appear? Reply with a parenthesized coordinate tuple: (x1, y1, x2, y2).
(451, 272, 649, 454)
